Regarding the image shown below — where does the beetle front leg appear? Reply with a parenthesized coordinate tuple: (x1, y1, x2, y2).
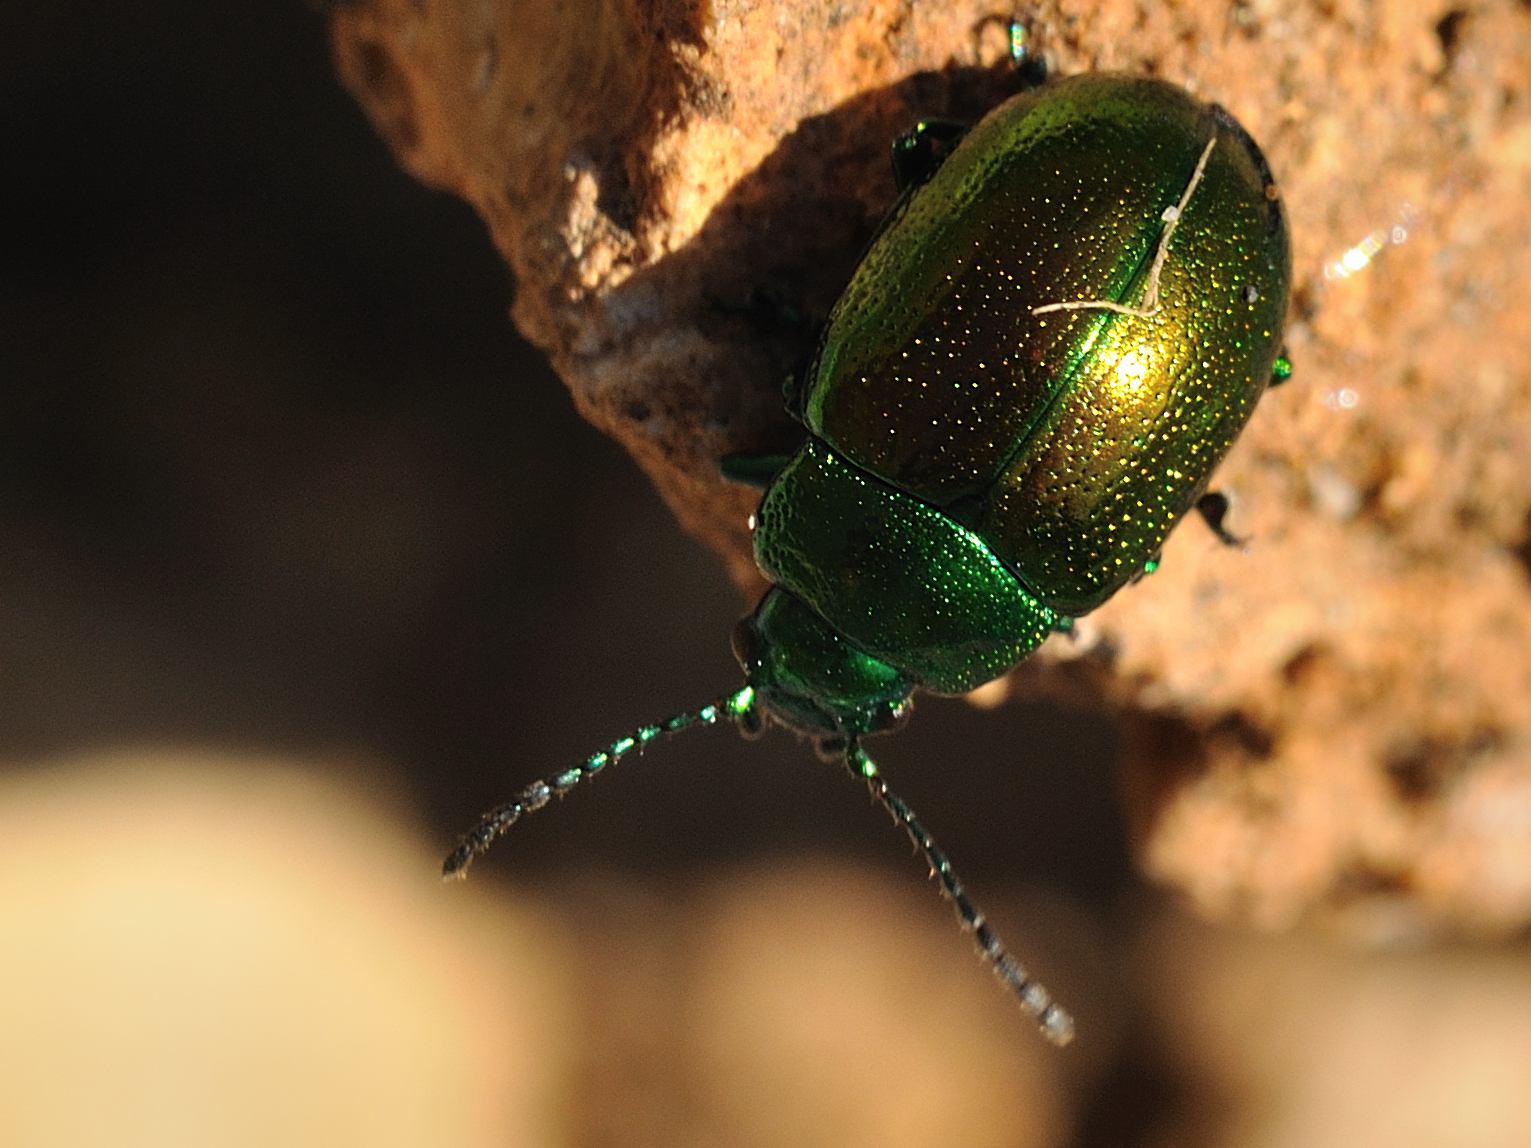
(891, 119, 969, 193)
(1195, 491, 1246, 548)
(1269, 349, 1294, 388)
(721, 450, 795, 489)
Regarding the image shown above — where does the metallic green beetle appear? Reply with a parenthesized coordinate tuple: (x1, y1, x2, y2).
(447, 73, 1292, 1046)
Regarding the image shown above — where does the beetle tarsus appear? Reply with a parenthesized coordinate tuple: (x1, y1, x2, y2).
(1195, 491, 1247, 548)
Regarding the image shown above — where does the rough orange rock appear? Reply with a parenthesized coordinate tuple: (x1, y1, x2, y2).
(331, 1, 1531, 937)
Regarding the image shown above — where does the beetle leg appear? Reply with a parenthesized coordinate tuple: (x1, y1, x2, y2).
(705, 288, 822, 416)
(972, 16, 1049, 87)
(814, 735, 846, 761)
(1005, 18, 1049, 86)
(1130, 554, 1162, 583)
(1195, 491, 1247, 548)
(891, 119, 969, 193)
(1269, 349, 1294, 388)
(705, 284, 814, 337)
(721, 450, 795, 489)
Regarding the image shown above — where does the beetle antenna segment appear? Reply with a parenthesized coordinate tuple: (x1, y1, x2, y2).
(844, 740, 1076, 1046)
(442, 686, 758, 879)
(1031, 132, 1218, 320)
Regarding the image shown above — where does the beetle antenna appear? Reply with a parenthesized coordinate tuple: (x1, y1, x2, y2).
(845, 739, 1075, 1046)
(442, 686, 758, 879)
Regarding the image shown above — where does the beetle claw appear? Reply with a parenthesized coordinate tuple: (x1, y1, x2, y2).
(1196, 491, 1248, 549)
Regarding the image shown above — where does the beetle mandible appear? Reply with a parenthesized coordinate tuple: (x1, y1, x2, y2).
(446, 72, 1293, 1046)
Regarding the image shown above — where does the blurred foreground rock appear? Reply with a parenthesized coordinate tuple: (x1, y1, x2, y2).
(330, 1, 1531, 937)
(5, 757, 1530, 1146)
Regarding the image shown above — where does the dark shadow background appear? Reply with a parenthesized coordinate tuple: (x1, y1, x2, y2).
(2, 2, 743, 823)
